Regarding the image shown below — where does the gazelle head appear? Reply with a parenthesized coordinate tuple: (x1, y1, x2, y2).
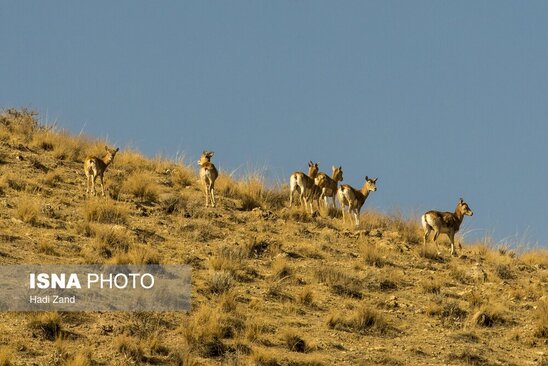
(457, 198, 473, 216)
(104, 146, 119, 163)
(364, 176, 378, 192)
(331, 165, 343, 182)
(198, 151, 215, 166)
(308, 161, 319, 178)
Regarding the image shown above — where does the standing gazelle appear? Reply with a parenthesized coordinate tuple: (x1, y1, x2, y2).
(198, 151, 219, 207)
(421, 198, 473, 256)
(315, 165, 343, 208)
(337, 176, 378, 226)
(84, 146, 119, 197)
(289, 161, 319, 209)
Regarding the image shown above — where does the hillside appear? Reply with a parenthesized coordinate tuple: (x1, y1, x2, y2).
(0, 108, 546, 366)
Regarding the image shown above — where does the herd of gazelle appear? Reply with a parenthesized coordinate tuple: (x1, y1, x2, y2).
(83, 148, 473, 256)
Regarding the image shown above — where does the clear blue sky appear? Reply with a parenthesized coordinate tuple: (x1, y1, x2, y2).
(1, 1, 547, 248)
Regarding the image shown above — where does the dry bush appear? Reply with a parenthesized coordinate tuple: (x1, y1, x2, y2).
(83, 200, 128, 225)
(472, 303, 508, 327)
(121, 171, 161, 203)
(38, 241, 58, 256)
(328, 306, 389, 335)
(114, 334, 145, 362)
(534, 298, 548, 338)
(159, 193, 188, 215)
(361, 243, 386, 267)
(28, 312, 62, 340)
(93, 225, 132, 258)
(0, 346, 14, 366)
(16, 197, 40, 225)
(266, 282, 295, 302)
(316, 266, 363, 299)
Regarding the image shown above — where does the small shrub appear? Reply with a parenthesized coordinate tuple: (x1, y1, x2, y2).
(316, 267, 363, 299)
(40, 169, 63, 187)
(298, 286, 315, 307)
(448, 350, 488, 366)
(64, 352, 92, 366)
(83, 200, 128, 225)
(171, 166, 195, 188)
(327, 306, 389, 335)
(28, 312, 62, 340)
(183, 306, 228, 357)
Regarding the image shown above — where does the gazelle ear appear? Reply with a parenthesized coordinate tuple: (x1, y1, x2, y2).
(115, 147, 119, 152)
(374, 178, 378, 183)
(104, 145, 109, 151)
(309, 161, 313, 167)
(339, 166, 342, 170)
(365, 176, 369, 181)
(459, 198, 464, 204)
(332, 165, 336, 171)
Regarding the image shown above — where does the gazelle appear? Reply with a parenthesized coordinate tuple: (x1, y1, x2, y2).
(421, 198, 473, 256)
(337, 176, 378, 226)
(198, 151, 219, 207)
(315, 165, 343, 208)
(289, 161, 319, 209)
(84, 146, 119, 197)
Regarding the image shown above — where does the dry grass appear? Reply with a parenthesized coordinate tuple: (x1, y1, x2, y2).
(207, 270, 234, 294)
(316, 266, 363, 299)
(216, 172, 286, 211)
(121, 170, 161, 202)
(114, 334, 145, 362)
(327, 306, 390, 335)
(92, 225, 132, 258)
(83, 200, 128, 225)
(534, 298, 548, 338)
(361, 243, 386, 267)
(0, 346, 14, 366)
(471, 303, 508, 327)
(16, 197, 40, 225)
(28, 312, 62, 341)
(521, 249, 548, 268)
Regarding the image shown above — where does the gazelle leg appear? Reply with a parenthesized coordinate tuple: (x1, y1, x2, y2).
(210, 187, 216, 207)
(448, 232, 457, 256)
(100, 175, 105, 197)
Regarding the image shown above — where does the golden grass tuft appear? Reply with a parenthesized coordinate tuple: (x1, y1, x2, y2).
(271, 257, 292, 279)
(328, 306, 389, 335)
(471, 303, 508, 327)
(64, 352, 92, 366)
(16, 197, 40, 225)
(83, 200, 128, 225)
(361, 243, 386, 267)
(121, 170, 161, 202)
(521, 249, 548, 268)
(93, 225, 133, 258)
(114, 334, 145, 362)
(207, 270, 234, 294)
(0, 108, 38, 143)
(216, 172, 286, 211)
